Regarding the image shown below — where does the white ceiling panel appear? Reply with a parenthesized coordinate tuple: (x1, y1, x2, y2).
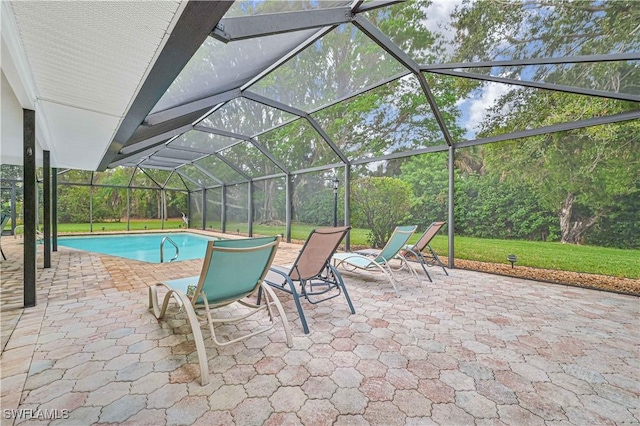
(38, 100, 121, 170)
(10, 1, 181, 116)
(1, 1, 184, 168)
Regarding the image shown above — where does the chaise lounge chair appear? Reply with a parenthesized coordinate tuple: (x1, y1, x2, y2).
(263, 226, 354, 334)
(0, 214, 10, 260)
(332, 225, 419, 296)
(148, 235, 292, 386)
(402, 221, 448, 280)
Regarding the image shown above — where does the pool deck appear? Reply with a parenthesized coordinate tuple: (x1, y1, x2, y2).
(1, 232, 638, 425)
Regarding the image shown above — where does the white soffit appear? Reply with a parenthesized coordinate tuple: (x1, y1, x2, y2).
(37, 100, 121, 170)
(4, 0, 183, 169)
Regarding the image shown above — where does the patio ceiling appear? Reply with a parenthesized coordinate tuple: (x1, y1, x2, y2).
(2, 1, 637, 180)
(0, 1, 232, 170)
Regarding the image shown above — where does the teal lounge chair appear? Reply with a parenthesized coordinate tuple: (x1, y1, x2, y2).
(148, 236, 292, 386)
(332, 225, 419, 296)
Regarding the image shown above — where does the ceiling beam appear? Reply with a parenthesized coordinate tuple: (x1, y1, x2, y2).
(353, 15, 455, 146)
(455, 110, 640, 149)
(145, 88, 242, 126)
(426, 69, 640, 102)
(192, 162, 224, 185)
(421, 52, 640, 70)
(212, 7, 352, 42)
(354, 0, 406, 13)
(175, 169, 205, 189)
(213, 153, 252, 181)
(99, 1, 233, 171)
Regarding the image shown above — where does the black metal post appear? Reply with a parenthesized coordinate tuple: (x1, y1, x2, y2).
(344, 165, 351, 250)
(52, 168, 58, 251)
(43, 151, 51, 268)
(448, 145, 455, 268)
(248, 182, 254, 237)
(126, 188, 131, 231)
(285, 175, 292, 243)
(23, 109, 36, 308)
(332, 177, 339, 227)
(186, 190, 191, 228)
(202, 189, 207, 230)
(221, 186, 227, 233)
(89, 186, 93, 232)
(161, 190, 166, 230)
(10, 184, 16, 235)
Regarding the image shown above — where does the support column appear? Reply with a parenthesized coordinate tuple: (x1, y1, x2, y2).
(52, 168, 58, 251)
(202, 189, 207, 230)
(126, 188, 131, 231)
(186, 190, 191, 228)
(43, 151, 51, 268)
(285, 175, 292, 243)
(344, 165, 351, 251)
(221, 186, 227, 233)
(89, 186, 93, 232)
(23, 109, 36, 308)
(161, 190, 166, 230)
(248, 182, 254, 237)
(10, 184, 16, 235)
(448, 145, 455, 268)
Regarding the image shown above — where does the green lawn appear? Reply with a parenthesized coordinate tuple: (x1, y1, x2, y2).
(49, 220, 639, 279)
(55, 219, 185, 232)
(430, 235, 639, 279)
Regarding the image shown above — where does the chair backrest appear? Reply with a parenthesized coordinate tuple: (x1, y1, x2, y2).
(375, 225, 417, 263)
(192, 236, 280, 305)
(412, 221, 446, 252)
(289, 226, 351, 281)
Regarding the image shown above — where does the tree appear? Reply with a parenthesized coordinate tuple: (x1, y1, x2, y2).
(451, 1, 639, 64)
(449, 0, 640, 244)
(400, 152, 450, 230)
(483, 94, 639, 243)
(350, 177, 413, 247)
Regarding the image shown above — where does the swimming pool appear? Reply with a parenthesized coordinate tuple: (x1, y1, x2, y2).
(57, 233, 219, 263)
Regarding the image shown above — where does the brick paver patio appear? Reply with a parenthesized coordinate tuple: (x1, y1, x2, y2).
(1, 232, 638, 425)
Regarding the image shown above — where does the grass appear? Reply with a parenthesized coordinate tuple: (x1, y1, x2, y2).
(54, 219, 185, 232)
(430, 235, 639, 279)
(46, 220, 639, 279)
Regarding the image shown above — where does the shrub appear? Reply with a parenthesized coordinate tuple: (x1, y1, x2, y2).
(350, 177, 412, 247)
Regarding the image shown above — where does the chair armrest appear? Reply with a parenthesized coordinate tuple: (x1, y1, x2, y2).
(265, 266, 295, 286)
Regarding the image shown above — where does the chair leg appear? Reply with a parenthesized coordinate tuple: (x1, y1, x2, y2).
(149, 285, 210, 386)
(260, 283, 293, 347)
(0, 245, 5, 260)
(416, 252, 433, 282)
(428, 246, 448, 275)
(375, 263, 400, 296)
(329, 264, 355, 314)
(285, 280, 310, 335)
(397, 254, 422, 286)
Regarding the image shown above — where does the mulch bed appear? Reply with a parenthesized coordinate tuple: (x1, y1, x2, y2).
(447, 257, 640, 297)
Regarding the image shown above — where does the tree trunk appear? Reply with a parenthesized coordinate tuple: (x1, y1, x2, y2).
(262, 180, 275, 222)
(559, 192, 599, 244)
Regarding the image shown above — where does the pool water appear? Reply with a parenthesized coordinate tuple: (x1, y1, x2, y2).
(57, 233, 219, 263)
